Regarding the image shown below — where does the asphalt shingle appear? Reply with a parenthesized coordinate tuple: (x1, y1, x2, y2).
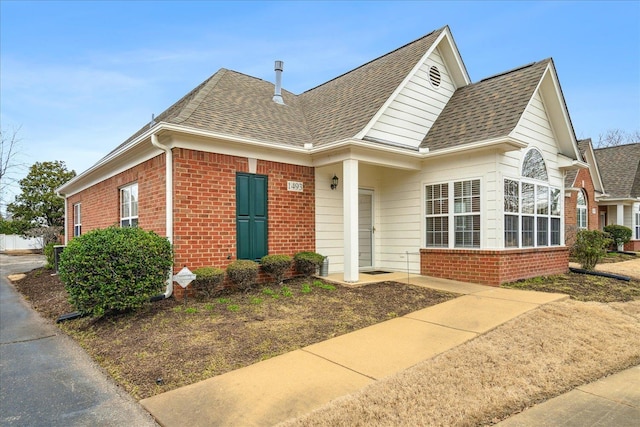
(594, 143, 640, 199)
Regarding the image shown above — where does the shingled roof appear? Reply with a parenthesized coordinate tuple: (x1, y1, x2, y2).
(299, 28, 443, 146)
(594, 143, 640, 199)
(420, 59, 550, 151)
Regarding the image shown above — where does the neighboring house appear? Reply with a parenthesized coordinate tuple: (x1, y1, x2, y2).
(58, 25, 587, 292)
(564, 138, 605, 245)
(593, 143, 640, 251)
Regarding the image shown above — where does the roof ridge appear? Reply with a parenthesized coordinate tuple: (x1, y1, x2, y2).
(479, 58, 550, 83)
(172, 69, 228, 124)
(302, 27, 445, 94)
(594, 141, 640, 151)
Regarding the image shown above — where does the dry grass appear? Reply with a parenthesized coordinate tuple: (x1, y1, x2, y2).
(281, 299, 640, 427)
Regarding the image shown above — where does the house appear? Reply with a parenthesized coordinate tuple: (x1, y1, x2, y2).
(593, 143, 640, 250)
(58, 25, 588, 294)
(564, 138, 605, 245)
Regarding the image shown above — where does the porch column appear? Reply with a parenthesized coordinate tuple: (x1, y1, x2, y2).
(343, 159, 359, 282)
(616, 203, 624, 225)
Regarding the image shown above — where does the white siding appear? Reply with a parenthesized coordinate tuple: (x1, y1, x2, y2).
(421, 151, 501, 249)
(365, 48, 456, 148)
(315, 165, 344, 273)
(377, 169, 422, 273)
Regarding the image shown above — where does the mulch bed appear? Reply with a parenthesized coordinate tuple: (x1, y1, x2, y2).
(11, 269, 458, 399)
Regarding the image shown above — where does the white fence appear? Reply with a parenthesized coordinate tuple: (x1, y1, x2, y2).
(0, 234, 42, 252)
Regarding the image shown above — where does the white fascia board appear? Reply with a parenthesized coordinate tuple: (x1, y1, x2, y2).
(539, 64, 580, 158)
(557, 153, 588, 170)
(597, 197, 636, 205)
(583, 143, 606, 193)
(422, 136, 527, 158)
(354, 30, 461, 141)
(57, 126, 157, 195)
(57, 122, 315, 196)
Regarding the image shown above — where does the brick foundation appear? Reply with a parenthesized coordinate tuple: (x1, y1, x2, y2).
(624, 240, 640, 252)
(420, 247, 569, 286)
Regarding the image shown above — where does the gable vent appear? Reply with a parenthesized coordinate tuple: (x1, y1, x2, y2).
(429, 65, 441, 88)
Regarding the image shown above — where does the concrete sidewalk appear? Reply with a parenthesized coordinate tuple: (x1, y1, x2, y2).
(496, 365, 640, 426)
(140, 275, 568, 426)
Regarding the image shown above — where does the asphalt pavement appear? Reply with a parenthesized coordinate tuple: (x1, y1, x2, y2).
(0, 254, 157, 427)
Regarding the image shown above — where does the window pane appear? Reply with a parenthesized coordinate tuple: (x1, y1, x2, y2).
(537, 217, 548, 246)
(454, 179, 480, 214)
(130, 184, 139, 217)
(121, 188, 130, 218)
(551, 218, 561, 245)
(551, 188, 561, 216)
(504, 180, 519, 213)
(522, 149, 548, 181)
(455, 215, 480, 248)
(426, 216, 448, 247)
(522, 183, 534, 214)
(522, 216, 534, 247)
(537, 185, 549, 215)
(426, 184, 448, 215)
(505, 215, 519, 247)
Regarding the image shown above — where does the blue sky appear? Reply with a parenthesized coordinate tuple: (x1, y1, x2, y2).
(1, 1, 639, 207)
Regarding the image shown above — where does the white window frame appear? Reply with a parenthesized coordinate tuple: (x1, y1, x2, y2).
(120, 183, 138, 228)
(635, 212, 640, 240)
(577, 190, 587, 230)
(425, 179, 481, 249)
(73, 203, 81, 237)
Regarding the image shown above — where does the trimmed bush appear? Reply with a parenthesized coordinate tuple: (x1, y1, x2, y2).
(573, 229, 611, 270)
(226, 259, 259, 291)
(44, 242, 56, 269)
(261, 254, 292, 284)
(604, 224, 632, 251)
(192, 267, 225, 299)
(294, 251, 325, 277)
(58, 226, 172, 317)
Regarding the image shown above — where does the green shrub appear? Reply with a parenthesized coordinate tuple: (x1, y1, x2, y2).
(604, 224, 632, 251)
(573, 229, 611, 270)
(44, 242, 56, 269)
(225, 259, 259, 291)
(294, 251, 325, 276)
(58, 226, 172, 317)
(192, 266, 225, 299)
(260, 254, 292, 284)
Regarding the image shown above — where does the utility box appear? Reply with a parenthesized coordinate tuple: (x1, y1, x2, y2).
(319, 257, 329, 277)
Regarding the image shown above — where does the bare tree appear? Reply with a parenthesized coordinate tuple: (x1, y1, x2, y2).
(596, 129, 640, 148)
(0, 126, 25, 214)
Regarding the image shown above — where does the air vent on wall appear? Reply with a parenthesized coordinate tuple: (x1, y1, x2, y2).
(429, 65, 441, 88)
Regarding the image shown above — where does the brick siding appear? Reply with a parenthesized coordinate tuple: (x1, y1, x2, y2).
(66, 154, 166, 241)
(420, 247, 569, 286)
(565, 167, 599, 247)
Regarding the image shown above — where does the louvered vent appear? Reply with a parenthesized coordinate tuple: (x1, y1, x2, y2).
(429, 65, 441, 88)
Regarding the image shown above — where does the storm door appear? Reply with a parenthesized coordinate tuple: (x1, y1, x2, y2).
(358, 189, 374, 269)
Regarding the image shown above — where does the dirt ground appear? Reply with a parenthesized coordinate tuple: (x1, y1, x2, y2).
(11, 270, 457, 400)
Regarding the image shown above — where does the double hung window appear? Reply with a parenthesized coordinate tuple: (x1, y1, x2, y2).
(120, 183, 138, 227)
(426, 179, 480, 248)
(73, 203, 81, 237)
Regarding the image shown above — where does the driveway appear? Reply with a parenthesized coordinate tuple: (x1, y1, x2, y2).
(0, 254, 158, 426)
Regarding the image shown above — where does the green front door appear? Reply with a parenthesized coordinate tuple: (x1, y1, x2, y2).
(236, 173, 268, 260)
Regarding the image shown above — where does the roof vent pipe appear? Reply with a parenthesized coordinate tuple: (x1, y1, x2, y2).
(273, 60, 284, 105)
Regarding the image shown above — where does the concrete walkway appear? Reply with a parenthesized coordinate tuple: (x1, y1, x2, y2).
(496, 365, 640, 426)
(0, 254, 158, 427)
(140, 275, 568, 426)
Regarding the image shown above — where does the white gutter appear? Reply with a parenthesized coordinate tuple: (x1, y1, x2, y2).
(151, 133, 174, 298)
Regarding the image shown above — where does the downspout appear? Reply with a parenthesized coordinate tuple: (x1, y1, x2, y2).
(151, 133, 174, 298)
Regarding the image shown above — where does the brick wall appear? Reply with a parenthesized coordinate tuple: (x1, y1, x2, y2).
(565, 167, 599, 246)
(420, 247, 569, 286)
(65, 154, 166, 241)
(172, 148, 315, 272)
(624, 240, 640, 251)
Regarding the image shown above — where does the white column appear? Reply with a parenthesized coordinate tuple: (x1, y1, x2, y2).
(343, 159, 359, 282)
(616, 203, 624, 225)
